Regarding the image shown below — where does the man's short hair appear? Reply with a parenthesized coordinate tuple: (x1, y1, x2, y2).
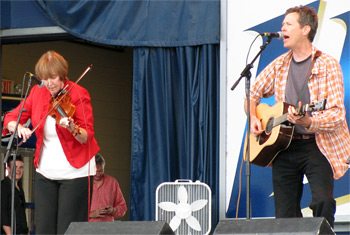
(95, 153, 105, 168)
(285, 5, 318, 42)
(6, 155, 23, 168)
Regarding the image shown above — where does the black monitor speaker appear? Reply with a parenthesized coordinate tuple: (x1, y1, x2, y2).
(65, 221, 174, 234)
(214, 217, 334, 234)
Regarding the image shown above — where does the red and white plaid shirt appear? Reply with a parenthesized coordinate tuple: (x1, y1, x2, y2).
(90, 174, 127, 221)
(250, 46, 350, 179)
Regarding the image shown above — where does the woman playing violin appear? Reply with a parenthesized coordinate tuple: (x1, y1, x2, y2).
(3, 50, 100, 234)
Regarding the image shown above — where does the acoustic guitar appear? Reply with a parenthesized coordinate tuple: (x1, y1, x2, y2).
(244, 99, 326, 167)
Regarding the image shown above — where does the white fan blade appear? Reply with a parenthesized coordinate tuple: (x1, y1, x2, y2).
(169, 216, 182, 231)
(191, 199, 208, 211)
(186, 216, 202, 231)
(178, 186, 188, 203)
(158, 202, 177, 211)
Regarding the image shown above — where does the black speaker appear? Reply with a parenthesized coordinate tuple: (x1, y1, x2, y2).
(65, 221, 174, 234)
(214, 217, 335, 234)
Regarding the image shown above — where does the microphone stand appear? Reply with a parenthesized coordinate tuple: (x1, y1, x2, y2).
(230, 36, 273, 220)
(3, 75, 36, 235)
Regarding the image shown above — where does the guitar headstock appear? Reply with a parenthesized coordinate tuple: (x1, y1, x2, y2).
(302, 98, 327, 113)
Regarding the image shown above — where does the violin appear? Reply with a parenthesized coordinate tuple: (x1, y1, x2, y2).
(48, 87, 81, 136)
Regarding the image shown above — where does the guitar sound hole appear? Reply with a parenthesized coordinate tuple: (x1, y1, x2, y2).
(265, 117, 274, 135)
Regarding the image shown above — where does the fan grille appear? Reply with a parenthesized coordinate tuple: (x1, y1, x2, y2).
(156, 180, 211, 235)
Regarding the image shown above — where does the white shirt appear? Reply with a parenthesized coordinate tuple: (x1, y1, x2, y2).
(37, 116, 95, 180)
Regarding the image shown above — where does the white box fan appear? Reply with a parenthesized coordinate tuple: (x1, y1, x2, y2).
(156, 179, 211, 235)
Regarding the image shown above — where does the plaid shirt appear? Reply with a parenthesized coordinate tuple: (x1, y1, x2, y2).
(250, 46, 350, 179)
(90, 174, 127, 221)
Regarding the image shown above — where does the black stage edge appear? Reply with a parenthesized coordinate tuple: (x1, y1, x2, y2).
(214, 217, 334, 235)
(65, 221, 174, 235)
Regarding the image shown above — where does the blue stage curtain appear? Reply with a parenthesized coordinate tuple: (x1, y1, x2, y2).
(34, 0, 219, 47)
(131, 45, 219, 227)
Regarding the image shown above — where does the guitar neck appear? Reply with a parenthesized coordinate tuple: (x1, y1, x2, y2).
(274, 113, 288, 127)
(273, 104, 306, 127)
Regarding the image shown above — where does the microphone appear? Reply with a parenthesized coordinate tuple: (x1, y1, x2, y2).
(260, 31, 283, 40)
(27, 72, 45, 88)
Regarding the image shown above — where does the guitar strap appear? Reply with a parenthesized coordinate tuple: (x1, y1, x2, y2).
(295, 50, 322, 108)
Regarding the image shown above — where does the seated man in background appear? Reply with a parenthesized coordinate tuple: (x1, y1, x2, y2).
(89, 153, 127, 221)
(1, 155, 29, 235)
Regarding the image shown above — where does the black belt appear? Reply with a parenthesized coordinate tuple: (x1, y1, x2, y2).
(293, 134, 315, 140)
